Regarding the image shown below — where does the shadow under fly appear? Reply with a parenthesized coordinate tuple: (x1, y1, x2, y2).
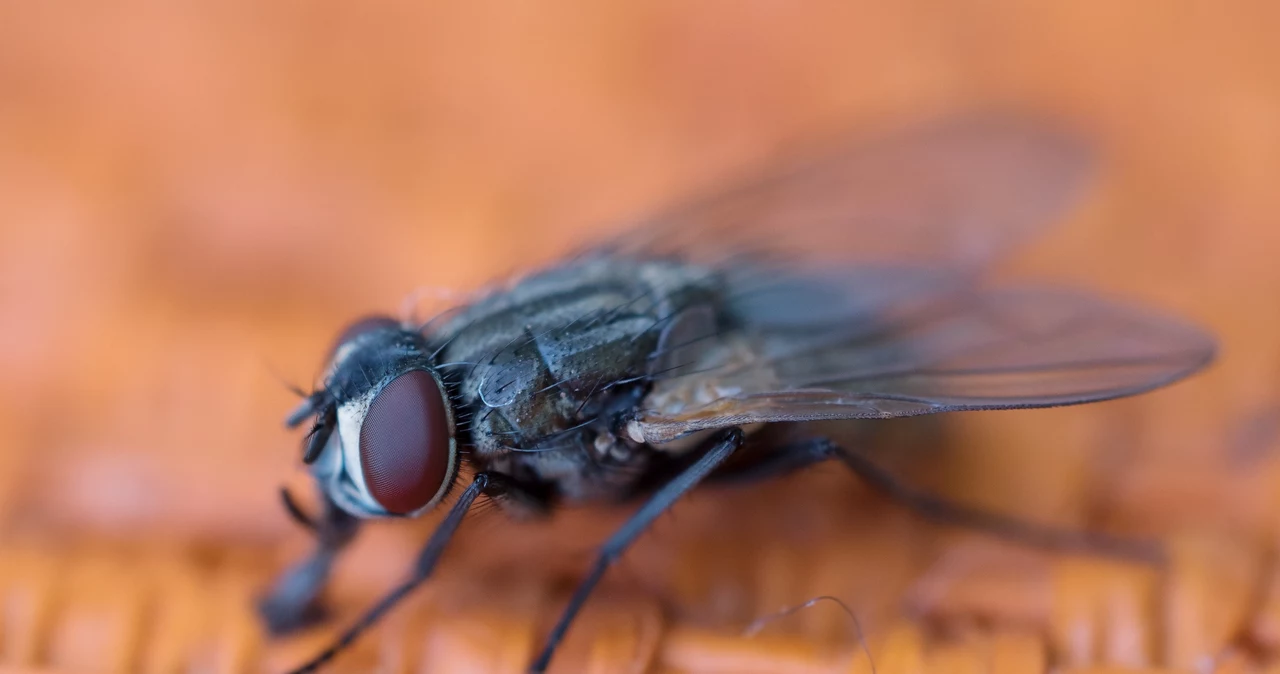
(257, 113, 1216, 673)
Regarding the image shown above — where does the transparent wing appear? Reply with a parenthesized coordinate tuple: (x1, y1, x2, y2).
(636, 266, 1215, 444)
(591, 113, 1094, 273)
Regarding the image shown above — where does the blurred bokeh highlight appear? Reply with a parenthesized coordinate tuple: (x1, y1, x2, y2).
(1, 2, 1279, 672)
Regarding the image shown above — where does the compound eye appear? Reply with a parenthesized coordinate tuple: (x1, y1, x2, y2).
(332, 315, 400, 354)
(358, 370, 453, 515)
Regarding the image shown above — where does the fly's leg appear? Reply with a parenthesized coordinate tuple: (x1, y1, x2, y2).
(529, 427, 745, 673)
(282, 472, 501, 674)
(705, 435, 1161, 562)
(811, 437, 1163, 563)
(257, 490, 361, 634)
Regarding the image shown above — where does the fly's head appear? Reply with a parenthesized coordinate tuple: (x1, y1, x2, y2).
(286, 316, 458, 519)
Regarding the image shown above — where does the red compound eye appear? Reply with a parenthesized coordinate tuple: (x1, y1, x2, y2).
(358, 370, 453, 514)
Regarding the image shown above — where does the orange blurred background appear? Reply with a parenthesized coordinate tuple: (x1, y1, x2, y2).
(1, 3, 1279, 673)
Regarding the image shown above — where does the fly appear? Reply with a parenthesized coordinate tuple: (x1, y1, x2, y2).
(257, 114, 1216, 673)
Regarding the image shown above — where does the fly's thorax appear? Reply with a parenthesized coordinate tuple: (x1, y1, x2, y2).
(434, 256, 726, 446)
(426, 255, 727, 501)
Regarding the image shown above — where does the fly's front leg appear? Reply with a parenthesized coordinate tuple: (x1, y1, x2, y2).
(283, 472, 502, 674)
(257, 490, 360, 634)
(529, 427, 745, 673)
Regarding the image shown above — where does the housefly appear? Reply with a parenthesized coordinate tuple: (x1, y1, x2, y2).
(258, 114, 1216, 673)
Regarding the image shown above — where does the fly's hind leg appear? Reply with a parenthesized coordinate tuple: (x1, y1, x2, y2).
(257, 489, 361, 634)
(704, 431, 838, 485)
(768, 435, 1163, 563)
(529, 427, 745, 673)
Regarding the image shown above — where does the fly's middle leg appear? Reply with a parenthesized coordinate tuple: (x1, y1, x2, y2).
(529, 427, 745, 673)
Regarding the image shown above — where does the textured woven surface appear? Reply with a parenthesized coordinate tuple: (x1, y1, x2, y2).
(2, 2, 1280, 672)
(0, 515, 1274, 673)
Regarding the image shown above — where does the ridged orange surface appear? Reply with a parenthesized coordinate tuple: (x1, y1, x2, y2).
(2, 2, 1280, 673)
